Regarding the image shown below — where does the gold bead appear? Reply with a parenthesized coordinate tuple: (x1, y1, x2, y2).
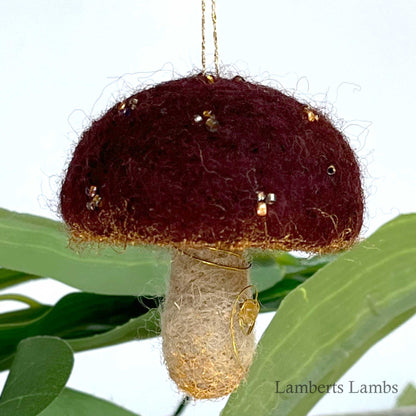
(206, 74, 215, 84)
(202, 110, 219, 132)
(205, 117, 219, 133)
(233, 75, 245, 83)
(327, 165, 336, 175)
(266, 193, 277, 204)
(257, 191, 266, 202)
(92, 194, 102, 207)
(85, 185, 97, 198)
(129, 98, 138, 110)
(305, 107, 319, 122)
(86, 194, 103, 211)
(257, 202, 267, 217)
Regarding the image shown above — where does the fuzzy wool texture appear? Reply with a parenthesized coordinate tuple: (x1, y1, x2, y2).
(161, 248, 255, 399)
(60, 74, 364, 253)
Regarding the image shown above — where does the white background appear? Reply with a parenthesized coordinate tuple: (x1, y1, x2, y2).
(0, 1, 415, 415)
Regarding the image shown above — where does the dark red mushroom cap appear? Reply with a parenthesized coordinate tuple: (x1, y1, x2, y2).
(60, 74, 363, 252)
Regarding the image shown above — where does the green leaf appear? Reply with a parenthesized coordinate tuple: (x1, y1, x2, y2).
(39, 388, 140, 416)
(250, 258, 284, 292)
(396, 384, 416, 407)
(0, 305, 51, 325)
(0, 208, 170, 296)
(0, 208, 335, 297)
(258, 278, 304, 312)
(251, 251, 335, 295)
(0, 336, 74, 416)
(255, 253, 336, 311)
(0, 268, 42, 290)
(67, 308, 160, 352)
(0, 292, 160, 371)
(222, 214, 416, 416)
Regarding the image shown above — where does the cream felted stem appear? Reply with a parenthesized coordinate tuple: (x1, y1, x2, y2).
(161, 248, 256, 399)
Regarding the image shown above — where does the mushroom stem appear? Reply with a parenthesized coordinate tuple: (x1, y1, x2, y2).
(161, 248, 256, 399)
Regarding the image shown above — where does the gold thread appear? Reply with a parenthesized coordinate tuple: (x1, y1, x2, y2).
(201, 0, 219, 76)
(201, 0, 206, 74)
(211, 0, 219, 75)
(230, 285, 259, 368)
(177, 247, 252, 271)
(207, 246, 244, 258)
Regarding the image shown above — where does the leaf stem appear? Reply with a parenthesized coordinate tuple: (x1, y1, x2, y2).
(172, 396, 190, 416)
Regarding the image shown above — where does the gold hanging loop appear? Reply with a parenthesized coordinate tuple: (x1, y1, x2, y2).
(201, 0, 206, 73)
(201, 0, 220, 76)
(211, 0, 219, 75)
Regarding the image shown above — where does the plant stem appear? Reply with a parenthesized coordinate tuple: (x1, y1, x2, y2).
(172, 396, 190, 416)
(0, 294, 44, 308)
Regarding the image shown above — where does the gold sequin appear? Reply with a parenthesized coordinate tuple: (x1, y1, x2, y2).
(239, 298, 260, 335)
(230, 285, 259, 367)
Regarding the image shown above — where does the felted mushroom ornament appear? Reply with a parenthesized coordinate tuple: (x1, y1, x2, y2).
(59, 0, 363, 401)
(60, 74, 363, 399)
